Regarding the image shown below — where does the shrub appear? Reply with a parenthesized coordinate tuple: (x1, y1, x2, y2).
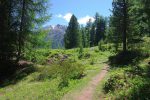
(98, 40, 105, 51)
(36, 66, 56, 81)
(90, 58, 95, 65)
(24, 49, 50, 65)
(34, 60, 85, 88)
(84, 53, 91, 59)
(58, 61, 85, 88)
(78, 46, 84, 59)
(147, 64, 150, 77)
(129, 81, 150, 99)
(94, 48, 99, 53)
(103, 65, 150, 99)
(103, 73, 125, 93)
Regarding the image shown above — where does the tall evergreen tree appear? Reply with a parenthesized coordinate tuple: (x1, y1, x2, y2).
(0, 0, 16, 64)
(85, 19, 93, 47)
(111, 0, 129, 52)
(81, 27, 88, 48)
(108, 0, 149, 51)
(108, 15, 122, 51)
(95, 15, 106, 45)
(16, 0, 50, 61)
(64, 15, 81, 49)
(140, 0, 150, 36)
(90, 24, 96, 47)
(0, 0, 50, 77)
(95, 12, 100, 27)
(127, 0, 146, 46)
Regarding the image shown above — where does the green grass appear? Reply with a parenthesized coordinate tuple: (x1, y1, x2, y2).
(0, 47, 112, 100)
(93, 57, 150, 100)
(93, 37, 150, 100)
(95, 53, 150, 100)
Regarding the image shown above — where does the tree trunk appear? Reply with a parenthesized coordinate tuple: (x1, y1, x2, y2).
(123, 0, 127, 52)
(17, 0, 25, 62)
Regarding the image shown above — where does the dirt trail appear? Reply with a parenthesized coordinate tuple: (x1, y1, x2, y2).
(63, 64, 109, 100)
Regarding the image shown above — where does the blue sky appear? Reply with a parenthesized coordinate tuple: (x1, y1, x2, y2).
(46, 0, 113, 26)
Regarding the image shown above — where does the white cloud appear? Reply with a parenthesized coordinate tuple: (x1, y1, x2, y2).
(78, 16, 95, 25)
(56, 13, 73, 22)
(56, 14, 63, 18)
(56, 13, 95, 25)
(63, 13, 73, 22)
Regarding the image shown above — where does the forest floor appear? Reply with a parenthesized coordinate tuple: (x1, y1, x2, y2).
(62, 64, 109, 100)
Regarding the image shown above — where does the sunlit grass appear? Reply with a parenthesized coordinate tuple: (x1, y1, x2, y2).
(0, 47, 112, 100)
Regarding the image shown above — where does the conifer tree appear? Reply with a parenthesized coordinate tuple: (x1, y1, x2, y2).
(90, 24, 96, 47)
(85, 19, 93, 47)
(64, 15, 81, 49)
(81, 27, 87, 48)
(141, 0, 150, 36)
(0, 0, 50, 77)
(95, 15, 106, 45)
(110, 0, 129, 52)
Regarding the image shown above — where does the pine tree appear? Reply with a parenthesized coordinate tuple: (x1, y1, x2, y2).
(95, 15, 106, 45)
(140, 0, 150, 36)
(0, 0, 50, 77)
(109, 0, 149, 51)
(94, 13, 100, 46)
(16, 0, 50, 61)
(111, 0, 129, 52)
(0, 0, 16, 64)
(90, 24, 96, 47)
(108, 15, 121, 51)
(64, 15, 81, 49)
(126, 0, 145, 47)
(95, 12, 100, 27)
(85, 19, 93, 47)
(81, 27, 87, 48)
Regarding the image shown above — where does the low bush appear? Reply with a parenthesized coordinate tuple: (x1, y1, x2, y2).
(103, 73, 126, 93)
(78, 46, 84, 59)
(90, 57, 95, 65)
(24, 49, 51, 65)
(103, 64, 150, 99)
(84, 53, 91, 59)
(94, 48, 99, 53)
(128, 80, 150, 100)
(98, 40, 105, 51)
(34, 60, 85, 88)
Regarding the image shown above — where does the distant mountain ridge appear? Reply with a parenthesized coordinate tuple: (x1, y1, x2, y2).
(45, 24, 67, 49)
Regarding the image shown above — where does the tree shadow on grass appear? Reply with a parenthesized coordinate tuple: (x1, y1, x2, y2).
(107, 50, 150, 99)
(108, 50, 149, 67)
(0, 61, 36, 87)
(131, 63, 150, 99)
(130, 82, 150, 100)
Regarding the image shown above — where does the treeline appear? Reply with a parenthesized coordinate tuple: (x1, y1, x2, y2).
(0, 0, 49, 77)
(64, 13, 107, 49)
(108, 0, 150, 52)
(64, 0, 150, 52)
